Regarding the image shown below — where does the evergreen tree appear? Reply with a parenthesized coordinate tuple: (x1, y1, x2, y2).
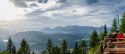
(90, 29, 99, 48)
(41, 50, 47, 54)
(79, 40, 87, 54)
(111, 18, 118, 32)
(99, 32, 104, 41)
(51, 47, 55, 54)
(6, 37, 13, 53)
(17, 48, 22, 54)
(67, 50, 70, 54)
(72, 42, 79, 54)
(103, 24, 107, 36)
(12, 44, 16, 54)
(17, 38, 30, 54)
(60, 40, 67, 54)
(54, 46, 60, 54)
(47, 38, 53, 54)
(120, 12, 125, 33)
(31, 51, 35, 54)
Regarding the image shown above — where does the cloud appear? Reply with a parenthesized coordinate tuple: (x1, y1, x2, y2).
(6, 0, 125, 31)
(38, 0, 48, 3)
(10, 0, 36, 8)
(86, 0, 98, 5)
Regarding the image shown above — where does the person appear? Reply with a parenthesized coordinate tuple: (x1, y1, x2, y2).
(112, 32, 117, 38)
(117, 33, 123, 41)
(108, 32, 118, 42)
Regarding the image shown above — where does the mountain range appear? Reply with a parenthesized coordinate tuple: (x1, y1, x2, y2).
(0, 25, 111, 52)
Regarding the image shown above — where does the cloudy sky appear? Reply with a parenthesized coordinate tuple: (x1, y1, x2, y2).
(0, 0, 125, 32)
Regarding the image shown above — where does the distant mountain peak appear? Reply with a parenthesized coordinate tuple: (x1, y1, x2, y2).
(41, 25, 111, 34)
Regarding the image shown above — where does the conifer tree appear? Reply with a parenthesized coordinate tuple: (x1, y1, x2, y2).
(111, 18, 117, 32)
(17, 38, 30, 54)
(67, 50, 70, 54)
(90, 29, 99, 48)
(120, 12, 125, 33)
(103, 24, 107, 36)
(51, 47, 55, 54)
(99, 31, 104, 41)
(12, 44, 16, 54)
(41, 50, 47, 54)
(54, 46, 60, 54)
(72, 42, 79, 54)
(31, 51, 35, 54)
(61, 40, 67, 54)
(6, 37, 13, 53)
(47, 38, 53, 54)
(17, 48, 22, 54)
(79, 40, 87, 54)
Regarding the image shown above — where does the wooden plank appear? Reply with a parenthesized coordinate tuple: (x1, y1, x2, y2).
(107, 52, 125, 53)
(105, 48, 125, 52)
(108, 38, 125, 40)
(112, 41, 125, 44)
(115, 44, 125, 46)
(107, 51, 125, 54)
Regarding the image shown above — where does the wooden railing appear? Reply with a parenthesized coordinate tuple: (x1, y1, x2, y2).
(94, 37, 108, 54)
(95, 36, 125, 54)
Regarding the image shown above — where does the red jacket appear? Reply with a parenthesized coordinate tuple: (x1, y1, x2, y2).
(118, 33, 123, 39)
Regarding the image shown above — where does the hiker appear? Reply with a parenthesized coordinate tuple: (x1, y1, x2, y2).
(108, 32, 118, 42)
(109, 32, 117, 38)
(112, 32, 117, 38)
(117, 33, 123, 41)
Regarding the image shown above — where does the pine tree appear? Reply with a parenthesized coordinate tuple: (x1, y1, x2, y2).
(17, 48, 22, 54)
(31, 51, 35, 54)
(54, 46, 60, 54)
(6, 37, 13, 53)
(103, 24, 107, 36)
(61, 40, 67, 54)
(67, 50, 70, 54)
(12, 44, 16, 54)
(111, 18, 117, 32)
(90, 29, 99, 48)
(120, 12, 125, 33)
(79, 40, 87, 54)
(99, 31, 104, 41)
(41, 50, 47, 54)
(47, 38, 53, 54)
(72, 42, 79, 54)
(17, 38, 30, 54)
(51, 47, 55, 54)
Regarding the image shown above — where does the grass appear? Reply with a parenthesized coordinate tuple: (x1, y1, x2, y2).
(88, 45, 99, 54)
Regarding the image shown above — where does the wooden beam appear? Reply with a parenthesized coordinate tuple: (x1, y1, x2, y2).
(105, 48, 125, 52)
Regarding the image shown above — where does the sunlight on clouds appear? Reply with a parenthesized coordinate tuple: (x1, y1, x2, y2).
(42, 5, 88, 19)
(0, 0, 24, 21)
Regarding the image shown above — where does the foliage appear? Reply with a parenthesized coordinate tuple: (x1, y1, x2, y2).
(60, 40, 67, 54)
(88, 45, 99, 54)
(111, 18, 118, 32)
(17, 38, 30, 54)
(90, 30, 99, 48)
(47, 38, 53, 54)
(120, 12, 125, 33)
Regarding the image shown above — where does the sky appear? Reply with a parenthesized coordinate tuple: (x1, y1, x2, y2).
(0, 0, 125, 32)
